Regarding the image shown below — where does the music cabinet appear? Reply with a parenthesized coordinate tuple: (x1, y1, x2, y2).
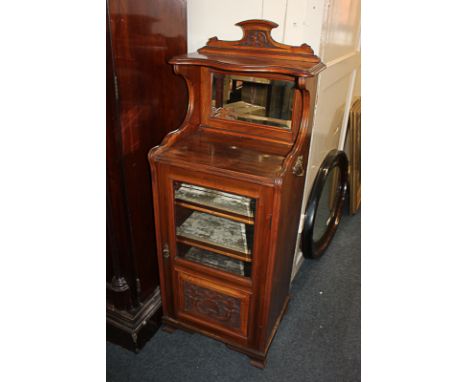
(148, 20, 325, 368)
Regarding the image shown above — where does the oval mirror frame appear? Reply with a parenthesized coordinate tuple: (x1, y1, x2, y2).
(302, 149, 349, 259)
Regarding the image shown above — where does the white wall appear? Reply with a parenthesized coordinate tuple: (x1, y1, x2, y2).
(187, 0, 325, 52)
(187, 0, 361, 281)
(292, 0, 361, 280)
(188, 0, 262, 53)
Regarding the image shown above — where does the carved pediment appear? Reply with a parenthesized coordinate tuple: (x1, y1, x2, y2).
(198, 19, 320, 63)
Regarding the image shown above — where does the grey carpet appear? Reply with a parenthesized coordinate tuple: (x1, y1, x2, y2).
(107, 210, 360, 382)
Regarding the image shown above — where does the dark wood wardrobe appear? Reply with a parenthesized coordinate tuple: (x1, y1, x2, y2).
(106, 0, 187, 351)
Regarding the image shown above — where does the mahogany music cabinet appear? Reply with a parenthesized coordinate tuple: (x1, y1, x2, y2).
(148, 20, 325, 368)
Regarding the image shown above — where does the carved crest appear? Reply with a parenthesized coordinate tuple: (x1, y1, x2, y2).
(198, 19, 319, 63)
(238, 30, 275, 48)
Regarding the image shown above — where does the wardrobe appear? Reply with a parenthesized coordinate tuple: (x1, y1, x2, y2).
(106, 0, 187, 351)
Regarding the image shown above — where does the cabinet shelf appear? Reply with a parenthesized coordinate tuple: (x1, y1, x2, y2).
(178, 246, 249, 277)
(175, 200, 255, 225)
(176, 236, 252, 263)
(175, 183, 255, 219)
(176, 210, 253, 255)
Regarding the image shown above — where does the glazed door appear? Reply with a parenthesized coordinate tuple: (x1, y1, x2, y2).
(173, 180, 256, 279)
(163, 167, 273, 343)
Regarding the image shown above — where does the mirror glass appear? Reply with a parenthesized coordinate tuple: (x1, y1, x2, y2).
(210, 73, 294, 130)
(313, 167, 341, 241)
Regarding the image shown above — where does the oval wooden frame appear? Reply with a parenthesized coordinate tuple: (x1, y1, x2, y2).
(301, 149, 349, 259)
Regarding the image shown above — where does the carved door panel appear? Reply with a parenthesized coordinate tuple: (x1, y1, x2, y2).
(175, 270, 251, 338)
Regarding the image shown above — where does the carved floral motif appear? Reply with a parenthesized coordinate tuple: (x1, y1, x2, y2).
(183, 281, 241, 328)
(238, 31, 275, 48)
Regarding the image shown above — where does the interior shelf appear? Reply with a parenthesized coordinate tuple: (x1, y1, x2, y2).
(175, 200, 254, 225)
(176, 235, 252, 263)
(176, 211, 252, 255)
(175, 183, 255, 219)
(179, 246, 249, 277)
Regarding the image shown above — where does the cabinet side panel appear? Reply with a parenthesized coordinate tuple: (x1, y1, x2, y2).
(266, 174, 304, 338)
(266, 77, 318, 341)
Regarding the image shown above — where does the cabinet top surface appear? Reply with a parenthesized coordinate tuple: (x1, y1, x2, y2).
(170, 52, 325, 78)
(155, 129, 288, 180)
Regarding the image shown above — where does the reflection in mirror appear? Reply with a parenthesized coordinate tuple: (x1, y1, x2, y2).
(312, 167, 341, 241)
(210, 73, 294, 130)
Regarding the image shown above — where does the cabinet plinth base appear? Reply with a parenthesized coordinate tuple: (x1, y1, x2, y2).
(162, 295, 290, 368)
(107, 288, 162, 352)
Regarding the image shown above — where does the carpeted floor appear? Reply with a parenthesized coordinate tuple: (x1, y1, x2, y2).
(107, 210, 360, 382)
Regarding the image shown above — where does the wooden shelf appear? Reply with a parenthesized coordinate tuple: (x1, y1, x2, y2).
(175, 200, 255, 225)
(179, 246, 249, 277)
(176, 236, 252, 263)
(176, 210, 253, 255)
(174, 182, 255, 219)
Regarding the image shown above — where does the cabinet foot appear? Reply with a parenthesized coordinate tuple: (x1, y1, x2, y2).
(162, 325, 177, 334)
(249, 357, 266, 369)
(225, 343, 266, 368)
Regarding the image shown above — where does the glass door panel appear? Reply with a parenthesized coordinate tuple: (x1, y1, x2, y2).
(174, 182, 255, 278)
